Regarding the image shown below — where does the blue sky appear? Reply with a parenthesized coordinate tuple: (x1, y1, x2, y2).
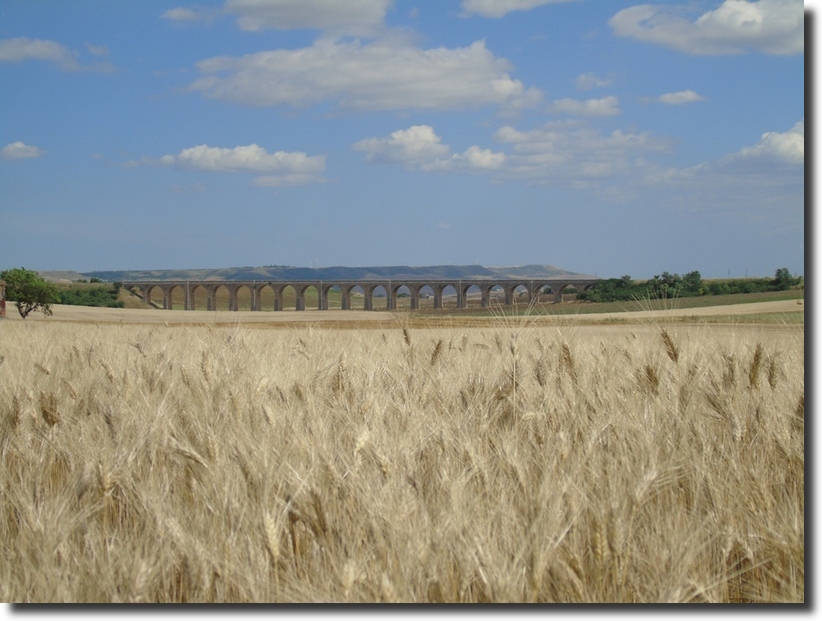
(0, 0, 805, 278)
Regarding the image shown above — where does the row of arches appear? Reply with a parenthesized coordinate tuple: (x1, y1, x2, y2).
(122, 280, 598, 312)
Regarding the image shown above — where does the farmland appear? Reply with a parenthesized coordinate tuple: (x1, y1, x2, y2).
(0, 301, 804, 602)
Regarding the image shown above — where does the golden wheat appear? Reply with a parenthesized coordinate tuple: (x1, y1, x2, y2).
(0, 318, 803, 603)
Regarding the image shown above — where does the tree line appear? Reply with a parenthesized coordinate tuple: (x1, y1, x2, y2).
(577, 268, 803, 303)
(57, 282, 124, 309)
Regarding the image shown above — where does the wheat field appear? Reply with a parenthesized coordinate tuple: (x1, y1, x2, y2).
(0, 314, 804, 603)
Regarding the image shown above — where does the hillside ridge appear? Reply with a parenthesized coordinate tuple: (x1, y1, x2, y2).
(43, 264, 596, 283)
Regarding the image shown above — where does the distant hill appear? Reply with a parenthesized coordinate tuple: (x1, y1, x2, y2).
(36, 270, 89, 283)
(77, 264, 596, 282)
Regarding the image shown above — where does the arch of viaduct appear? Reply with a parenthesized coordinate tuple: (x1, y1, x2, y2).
(121, 278, 600, 312)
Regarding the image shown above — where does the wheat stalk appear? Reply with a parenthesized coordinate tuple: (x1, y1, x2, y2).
(660, 328, 679, 364)
(748, 343, 763, 390)
(34, 362, 51, 375)
(430, 339, 443, 366)
(39, 391, 60, 427)
(263, 510, 282, 565)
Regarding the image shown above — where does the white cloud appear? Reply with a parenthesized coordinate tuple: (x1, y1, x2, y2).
(490, 119, 801, 211)
(252, 173, 327, 187)
(461, 145, 507, 169)
(355, 121, 670, 188)
(0, 37, 114, 72)
(84, 43, 109, 57)
(354, 126, 450, 166)
(493, 120, 672, 186)
(609, 0, 804, 56)
(353, 125, 506, 172)
(658, 89, 706, 105)
(189, 38, 541, 112)
(551, 96, 620, 117)
(161, 6, 224, 26)
(575, 72, 613, 91)
(162, 7, 206, 21)
(461, 0, 579, 19)
(723, 119, 804, 166)
(664, 120, 804, 184)
(224, 0, 391, 36)
(158, 144, 326, 186)
(648, 120, 804, 213)
(1, 141, 44, 160)
(0, 37, 80, 71)
(163, 1, 390, 35)
(353, 118, 803, 211)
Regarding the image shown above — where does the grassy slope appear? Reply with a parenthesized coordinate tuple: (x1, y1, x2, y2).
(80, 263, 591, 282)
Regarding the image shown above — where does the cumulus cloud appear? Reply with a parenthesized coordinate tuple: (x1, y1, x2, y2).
(0, 37, 81, 71)
(352, 118, 803, 209)
(734, 119, 804, 164)
(701, 119, 805, 174)
(493, 120, 672, 185)
(225, 0, 391, 35)
(662, 120, 804, 187)
(496, 119, 801, 210)
(84, 43, 110, 57)
(460, 145, 507, 170)
(551, 96, 620, 117)
(575, 72, 614, 91)
(658, 89, 706, 105)
(609, 0, 803, 56)
(162, 0, 390, 35)
(461, 0, 579, 19)
(162, 7, 200, 21)
(188, 38, 541, 112)
(650, 120, 804, 212)
(354, 126, 450, 166)
(1, 141, 44, 160)
(355, 121, 670, 188)
(157, 143, 326, 186)
(353, 125, 506, 172)
(0, 37, 114, 72)
(352, 118, 803, 204)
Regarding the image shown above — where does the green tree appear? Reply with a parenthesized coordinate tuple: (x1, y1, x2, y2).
(682, 270, 704, 295)
(773, 267, 799, 291)
(0, 267, 61, 319)
(650, 272, 679, 299)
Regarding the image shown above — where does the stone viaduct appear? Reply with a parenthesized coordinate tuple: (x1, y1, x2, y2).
(121, 278, 599, 312)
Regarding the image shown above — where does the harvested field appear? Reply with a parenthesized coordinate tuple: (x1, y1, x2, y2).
(3, 304, 392, 326)
(1, 298, 803, 327)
